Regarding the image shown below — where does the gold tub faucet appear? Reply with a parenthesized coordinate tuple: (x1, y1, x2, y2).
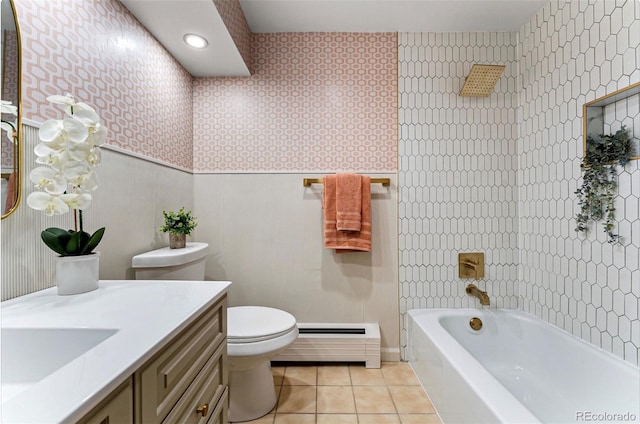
(466, 283, 490, 306)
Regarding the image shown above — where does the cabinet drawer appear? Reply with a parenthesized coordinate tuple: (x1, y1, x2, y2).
(162, 342, 227, 424)
(78, 379, 133, 424)
(137, 297, 226, 423)
(206, 388, 228, 424)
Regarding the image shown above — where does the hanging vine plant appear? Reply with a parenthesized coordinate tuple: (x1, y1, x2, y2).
(575, 126, 633, 244)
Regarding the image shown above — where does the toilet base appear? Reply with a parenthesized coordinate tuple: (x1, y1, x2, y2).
(228, 360, 277, 422)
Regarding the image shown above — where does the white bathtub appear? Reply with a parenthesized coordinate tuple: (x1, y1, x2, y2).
(407, 309, 640, 424)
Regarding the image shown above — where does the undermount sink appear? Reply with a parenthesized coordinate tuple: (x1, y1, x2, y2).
(1, 328, 118, 399)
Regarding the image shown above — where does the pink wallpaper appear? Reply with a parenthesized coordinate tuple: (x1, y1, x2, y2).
(193, 32, 398, 172)
(214, 0, 252, 73)
(2, 29, 18, 167)
(15, 0, 193, 169)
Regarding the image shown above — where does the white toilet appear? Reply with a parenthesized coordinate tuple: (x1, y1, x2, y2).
(132, 242, 298, 422)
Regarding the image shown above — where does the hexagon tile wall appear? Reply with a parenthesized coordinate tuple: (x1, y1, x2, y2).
(518, 0, 639, 366)
(399, 0, 639, 367)
(398, 31, 520, 357)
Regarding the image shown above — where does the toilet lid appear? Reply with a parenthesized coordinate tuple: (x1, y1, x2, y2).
(228, 306, 297, 343)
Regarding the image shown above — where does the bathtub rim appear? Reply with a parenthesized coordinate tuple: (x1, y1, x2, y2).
(407, 308, 541, 423)
(407, 308, 640, 424)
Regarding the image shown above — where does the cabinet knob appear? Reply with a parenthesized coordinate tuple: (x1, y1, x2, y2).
(196, 403, 209, 417)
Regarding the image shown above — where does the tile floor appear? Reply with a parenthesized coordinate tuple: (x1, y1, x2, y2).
(242, 362, 443, 424)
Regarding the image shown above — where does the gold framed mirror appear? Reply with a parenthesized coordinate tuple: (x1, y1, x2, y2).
(1, 0, 22, 219)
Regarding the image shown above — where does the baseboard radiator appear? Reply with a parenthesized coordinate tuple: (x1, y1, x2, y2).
(273, 323, 381, 368)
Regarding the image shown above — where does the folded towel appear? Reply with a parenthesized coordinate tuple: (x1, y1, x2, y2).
(336, 173, 362, 232)
(323, 174, 371, 252)
(4, 172, 16, 214)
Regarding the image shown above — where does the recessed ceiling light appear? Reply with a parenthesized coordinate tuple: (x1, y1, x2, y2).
(183, 33, 208, 49)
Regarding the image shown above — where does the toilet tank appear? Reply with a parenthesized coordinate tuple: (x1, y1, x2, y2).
(131, 242, 208, 281)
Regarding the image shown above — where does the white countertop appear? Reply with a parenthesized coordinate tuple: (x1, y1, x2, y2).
(1, 280, 231, 424)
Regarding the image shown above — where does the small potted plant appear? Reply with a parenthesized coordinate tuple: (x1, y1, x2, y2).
(26, 94, 107, 295)
(159, 207, 197, 249)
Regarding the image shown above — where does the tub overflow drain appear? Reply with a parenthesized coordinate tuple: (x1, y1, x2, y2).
(469, 317, 483, 331)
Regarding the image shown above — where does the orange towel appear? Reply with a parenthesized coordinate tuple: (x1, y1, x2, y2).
(336, 173, 362, 231)
(323, 174, 371, 252)
(4, 172, 16, 214)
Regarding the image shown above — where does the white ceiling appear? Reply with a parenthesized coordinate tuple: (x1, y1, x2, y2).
(120, 0, 547, 77)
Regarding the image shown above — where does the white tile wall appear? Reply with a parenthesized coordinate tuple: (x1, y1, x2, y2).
(519, 0, 639, 366)
(399, 0, 640, 366)
(398, 32, 520, 356)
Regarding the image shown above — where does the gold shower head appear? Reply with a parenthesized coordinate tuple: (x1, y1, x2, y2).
(459, 64, 506, 97)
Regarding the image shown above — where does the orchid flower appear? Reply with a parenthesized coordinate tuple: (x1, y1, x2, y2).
(39, 117, 88, 144)
(34, 142, 66, 168)
(29, 167, 67, 194)
(64, 164, 98, 192)
(27, 94, 107, 256)
(1, 99, 17, 116)
(60, 193, 92, 210)
(47, 94, 77, 117)
(1, 99, 17, 142)
(27, 192, 70, 216)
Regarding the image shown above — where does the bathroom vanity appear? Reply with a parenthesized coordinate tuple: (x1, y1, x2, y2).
(0, 280, 231, 424)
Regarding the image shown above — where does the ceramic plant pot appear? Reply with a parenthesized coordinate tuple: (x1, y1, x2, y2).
(56, 252, 100, 295)
(169, 233, 186, 249)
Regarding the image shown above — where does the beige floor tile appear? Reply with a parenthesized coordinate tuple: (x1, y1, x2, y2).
(318, 365, 351, 385)
(349, 365, 386, 385)
(272, 365, 285, 386)
(243, 413, 275, 423)
(317, 386, 356, 413)
(399, 414, 443, 424)
(381, 362, 421, 386)
(282, 365, 318, 386)
(388, 386, 435, 414)
(353, 386, 397, 413)
(273, 414, 316, 424)
(317, 413, 359, 424)
(358, 413, 401, 423)
(277, 385, 317, 413)
(267, 364, 437, 423)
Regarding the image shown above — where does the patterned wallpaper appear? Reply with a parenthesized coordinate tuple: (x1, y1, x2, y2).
(398, 32, 519, 358)
(518, 0, 639, 366)
(2, 29, 18, 167)
(15, 0, 193, 170)
(214, 0, 252, 73)
(193, 33, 397, 172)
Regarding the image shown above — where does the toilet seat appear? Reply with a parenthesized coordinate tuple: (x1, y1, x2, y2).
(226, 306, 299, 422)
(228, 306, 297, 343)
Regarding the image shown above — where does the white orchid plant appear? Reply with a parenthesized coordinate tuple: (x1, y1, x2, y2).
(26, 94, 107, 256)
(1, 99, 18, 142)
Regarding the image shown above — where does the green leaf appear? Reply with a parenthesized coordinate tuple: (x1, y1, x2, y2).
(65, 231, 83, 255)
(41, 228, 71, 255)
(82, 227, 105, 254)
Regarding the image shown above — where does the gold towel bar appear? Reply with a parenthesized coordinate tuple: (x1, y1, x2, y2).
(303, 178, 390, 187)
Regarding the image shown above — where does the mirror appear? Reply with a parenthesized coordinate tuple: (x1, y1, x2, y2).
(1, 0, 21, 219)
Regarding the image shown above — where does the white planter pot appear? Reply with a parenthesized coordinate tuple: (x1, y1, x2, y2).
(56, 252, 100, 295)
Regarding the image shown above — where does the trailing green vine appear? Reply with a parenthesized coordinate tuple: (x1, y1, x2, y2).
(575, 126, 633, 244)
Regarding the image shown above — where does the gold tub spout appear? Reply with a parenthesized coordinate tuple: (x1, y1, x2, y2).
(466, 283, 490, 306)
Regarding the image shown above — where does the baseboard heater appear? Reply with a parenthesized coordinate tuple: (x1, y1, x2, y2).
(273, 323, 381, 368)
